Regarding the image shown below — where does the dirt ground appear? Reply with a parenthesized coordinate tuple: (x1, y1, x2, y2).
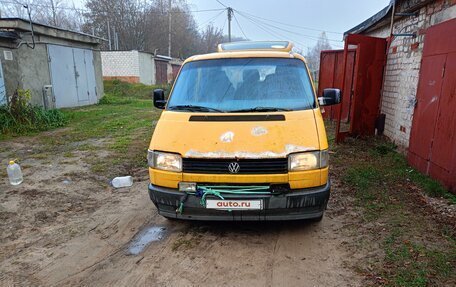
(0, 132, 366, 287)
(1, 127, 454, 286)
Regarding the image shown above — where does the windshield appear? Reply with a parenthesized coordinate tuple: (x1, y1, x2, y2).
(167, 58, 315, 112)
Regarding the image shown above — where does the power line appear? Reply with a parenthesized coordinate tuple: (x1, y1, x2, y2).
(187, 8, 226, 13)
(236, 11, 312, 51)
(234, 9, 343, 35)
(237, 12, 312, 49)
(233, 13, 248, 40)
(214, 0, 344, 45)
(196, 9, 225, 29)
(237, 11, 343, 48)
(215, 0, 228, 8)
(221, 16, 227, 33)
(236, 10, 343, 44)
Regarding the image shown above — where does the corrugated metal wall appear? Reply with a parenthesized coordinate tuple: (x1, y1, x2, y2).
(0, 60, 6, 105)
(48, 44, 97, 108)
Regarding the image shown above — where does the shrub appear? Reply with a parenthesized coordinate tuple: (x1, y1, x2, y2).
(0, 89, 67, 136)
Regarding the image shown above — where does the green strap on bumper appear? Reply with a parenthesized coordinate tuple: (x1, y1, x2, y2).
(176, 185, 271, 214)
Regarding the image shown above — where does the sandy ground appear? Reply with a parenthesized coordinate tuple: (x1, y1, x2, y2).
(1, 136, 363, 287)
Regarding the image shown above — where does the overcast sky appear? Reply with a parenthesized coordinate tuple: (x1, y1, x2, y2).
(186, 0, 390, 51)
(68, 0, 390, 51)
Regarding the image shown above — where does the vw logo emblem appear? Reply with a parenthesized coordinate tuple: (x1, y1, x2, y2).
(228, 162, 240, 173)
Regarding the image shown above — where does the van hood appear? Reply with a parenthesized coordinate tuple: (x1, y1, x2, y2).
(150, 110, 320, 159)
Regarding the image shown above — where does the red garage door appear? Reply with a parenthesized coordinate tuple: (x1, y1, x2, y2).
(408, 19, 456, 193)
(319, 34, 386, 143)
(171, 64, 181, 81)
(318, 49, 356, 122)
(155, 60, 168, 85)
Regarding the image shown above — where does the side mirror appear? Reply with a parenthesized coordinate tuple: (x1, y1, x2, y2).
(153, 89, 166, 109)
(318, 88, 341, 106)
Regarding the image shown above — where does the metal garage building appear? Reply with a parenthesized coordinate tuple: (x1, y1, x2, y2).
(0, 18, 104, 109)
(101, 50, 182, 85)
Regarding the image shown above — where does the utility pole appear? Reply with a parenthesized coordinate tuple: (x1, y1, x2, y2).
(107, 21, 111, 50)
(113, 25, 117, 50)
(227, 7, 233, 42)
(168, 0, 172, 57)
(115, 31, 119, 50)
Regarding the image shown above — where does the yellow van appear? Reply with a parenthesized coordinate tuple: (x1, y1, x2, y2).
(147, 41, 341, 221)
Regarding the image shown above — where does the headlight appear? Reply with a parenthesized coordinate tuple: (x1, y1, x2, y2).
(288, 150, 329, 171)
(148, 150, 182, 172)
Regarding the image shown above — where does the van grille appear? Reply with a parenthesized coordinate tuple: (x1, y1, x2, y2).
(182, 158, 288, 174)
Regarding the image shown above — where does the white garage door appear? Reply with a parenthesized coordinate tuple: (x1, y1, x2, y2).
(48, 45, 97, 108)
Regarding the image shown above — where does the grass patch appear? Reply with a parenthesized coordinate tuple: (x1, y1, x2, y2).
(56, 81, 165, 177)
(344, 165, 391, 220)
(3, 80, 164, 179)
(375, 147, 456, 204)
(345, 165, 382, 191)
(0, 89, 67, 139)
(341, 139, 456, 205)
(407, 168, 455, 203)
(330, 127, 456, 286)
(103, 79, 169, 100)
(58, 80, 165, 143)
(382, 229, 455, 286)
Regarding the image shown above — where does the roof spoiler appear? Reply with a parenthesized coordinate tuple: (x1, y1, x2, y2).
(217, 41, 293, 52)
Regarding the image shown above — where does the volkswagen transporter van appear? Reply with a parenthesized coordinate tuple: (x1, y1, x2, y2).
(147, 41, 341, 221)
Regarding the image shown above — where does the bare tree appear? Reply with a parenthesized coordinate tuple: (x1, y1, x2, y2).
(1, 0, 29, 18)
(1, 0, 82, 30)
(199, 24, 223, 53)
(1, 0, 243, 57)
(83, 0, 149, 50)
(83, 0, 204, 57)
(143, 0, 200, 57)
(306, 32, 332, 80)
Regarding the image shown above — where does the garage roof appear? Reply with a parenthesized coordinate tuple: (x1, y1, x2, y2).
(344, 0, 394, 35)
(0, 18, 105, 45)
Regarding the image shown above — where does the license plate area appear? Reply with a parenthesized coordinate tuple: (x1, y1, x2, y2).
(205, 199, 263, 210)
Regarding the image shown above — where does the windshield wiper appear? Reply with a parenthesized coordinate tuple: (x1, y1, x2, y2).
(230, 107, 292, 112)
(168, 105, 224, 113)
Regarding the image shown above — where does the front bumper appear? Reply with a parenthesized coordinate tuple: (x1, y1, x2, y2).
(148, 181, 330, 221)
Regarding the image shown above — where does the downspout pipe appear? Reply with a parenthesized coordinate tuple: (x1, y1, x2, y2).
(16, 4, 36, 49)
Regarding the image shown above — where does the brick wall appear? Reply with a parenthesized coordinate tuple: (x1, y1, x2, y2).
(366, 0, 456, 148)
(101, 51, 140, 78)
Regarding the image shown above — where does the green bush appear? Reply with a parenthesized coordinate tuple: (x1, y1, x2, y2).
(0, 89, 67, 137)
